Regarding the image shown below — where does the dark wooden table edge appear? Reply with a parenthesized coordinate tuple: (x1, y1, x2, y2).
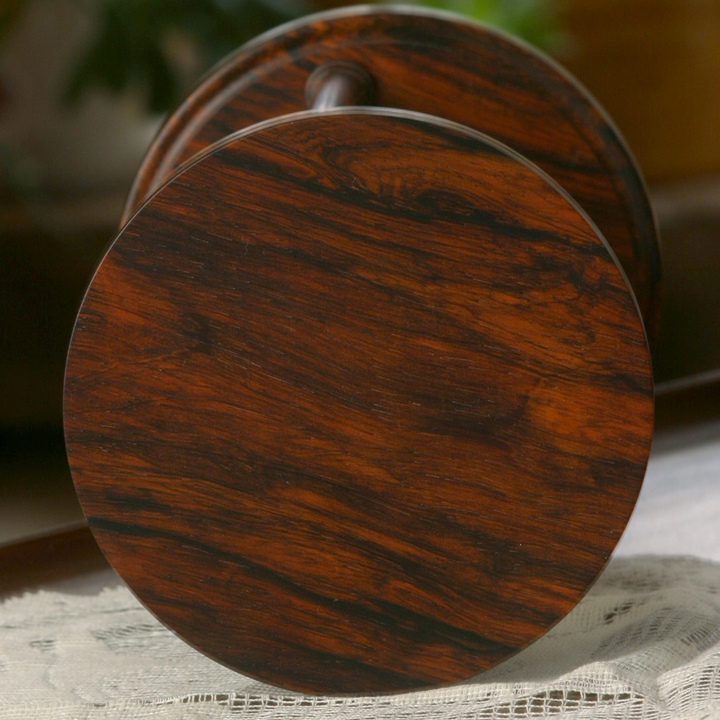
(0, 522, 108, 596)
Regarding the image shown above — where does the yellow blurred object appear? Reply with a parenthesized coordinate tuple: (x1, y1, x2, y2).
(556, 0, 720, 183)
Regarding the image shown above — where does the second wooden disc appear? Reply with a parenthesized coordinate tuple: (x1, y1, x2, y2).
(123, 7, 661, 340)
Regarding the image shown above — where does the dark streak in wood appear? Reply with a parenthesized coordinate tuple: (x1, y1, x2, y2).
(65, 111, 653, 694)
(122, 7, 661, 342)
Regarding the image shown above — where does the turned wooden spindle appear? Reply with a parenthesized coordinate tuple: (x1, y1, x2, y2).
(306, 61, 375, 110)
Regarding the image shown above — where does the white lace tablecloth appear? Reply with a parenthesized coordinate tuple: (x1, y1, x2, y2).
(2, 419, 719, 719)
(1, 555, 720, 719)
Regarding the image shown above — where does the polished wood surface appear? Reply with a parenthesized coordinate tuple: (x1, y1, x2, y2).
(65, 111, 654, 694)
(306, 61, 375, 110)
(123, 7, 661, 341)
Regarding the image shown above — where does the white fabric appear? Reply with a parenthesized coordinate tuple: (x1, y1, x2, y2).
(614, 418, 720, 563)
(2, 555, 720, 719)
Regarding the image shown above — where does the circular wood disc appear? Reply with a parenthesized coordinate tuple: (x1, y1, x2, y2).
(66, 111, 654, 695)
(122, 7, 661, 341)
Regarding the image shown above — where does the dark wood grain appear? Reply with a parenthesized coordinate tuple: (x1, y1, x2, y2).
(122, 7, 661, 342)
(65, 111, 653, 694)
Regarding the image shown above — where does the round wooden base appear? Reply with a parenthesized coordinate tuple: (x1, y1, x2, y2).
(66, 109, 654, 695)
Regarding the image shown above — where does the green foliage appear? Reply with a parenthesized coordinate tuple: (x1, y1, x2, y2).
(64, 0, 303, 114)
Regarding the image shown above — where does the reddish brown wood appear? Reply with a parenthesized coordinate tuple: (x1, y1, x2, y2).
(122, 7, 661, 342)
(65, 111, 653, 694)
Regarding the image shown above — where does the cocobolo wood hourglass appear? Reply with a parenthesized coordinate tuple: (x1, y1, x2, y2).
(64, 7, 661, 695)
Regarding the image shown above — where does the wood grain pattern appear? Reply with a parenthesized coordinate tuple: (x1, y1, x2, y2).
(65, 111, 654, 694)
(122, 7, 661, 342)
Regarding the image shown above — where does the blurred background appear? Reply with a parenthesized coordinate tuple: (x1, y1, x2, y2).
(2, 0, 719, 569)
